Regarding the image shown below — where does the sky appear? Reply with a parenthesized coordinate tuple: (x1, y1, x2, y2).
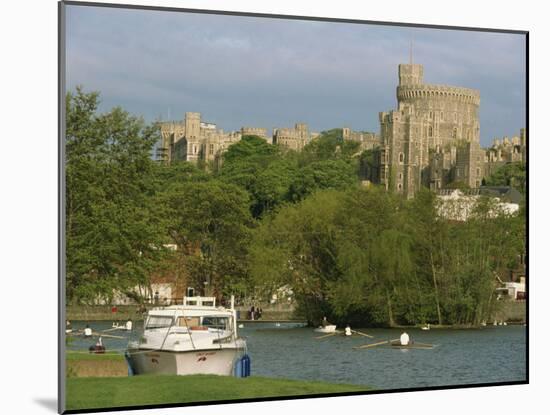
(65, 4, 526, 146)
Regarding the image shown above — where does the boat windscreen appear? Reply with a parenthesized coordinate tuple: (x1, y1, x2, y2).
(201, 316, 229, 330)
(145, 315, 173, 329)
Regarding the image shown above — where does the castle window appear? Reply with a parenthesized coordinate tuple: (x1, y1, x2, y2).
(399, 173, 403, 181)
(429, 111, 433, 119)
(452, 128, 457, 139)
(398, 183, 403, 191)
(399, 153, 404, 164)
(440, 111, 444, 120)
(209, 144, 214, 154)
(428, 126, 433, 137)
(476, 167, 481, 177)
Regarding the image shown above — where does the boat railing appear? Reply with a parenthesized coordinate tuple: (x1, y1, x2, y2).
(182, 296, 216, 307)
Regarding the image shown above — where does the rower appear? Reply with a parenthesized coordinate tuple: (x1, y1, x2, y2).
(125, 318, 133, 331)
(344, 325, 352, 336)
(400, 331, 410, 346)
(84, 324, 92, 337)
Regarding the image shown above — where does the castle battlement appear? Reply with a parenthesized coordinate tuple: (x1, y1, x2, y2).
(397, 84, 480, 105)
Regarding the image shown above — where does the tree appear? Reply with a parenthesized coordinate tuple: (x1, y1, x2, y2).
(250, 189, 346, 324)
(163, 180, 254, 297)
(299, 129, 361, 165)
(405, 189, 446, 325)
(65, 87, 165, 303)
(287, 159, 358, 202)
(485, 162, 526, 194)
(218, 135, 291, 218)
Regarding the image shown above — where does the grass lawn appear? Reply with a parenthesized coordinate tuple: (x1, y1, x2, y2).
(66, 374, 369, 410)
(66, 351, 125, 361)
(66, 352, 127, 378)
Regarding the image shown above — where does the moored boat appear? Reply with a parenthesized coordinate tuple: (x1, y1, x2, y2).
(126, 296, 248, 376)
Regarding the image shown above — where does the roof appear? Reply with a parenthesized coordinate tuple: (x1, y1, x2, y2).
(479, 186, 523, 204)
(437, 186, 523, 204)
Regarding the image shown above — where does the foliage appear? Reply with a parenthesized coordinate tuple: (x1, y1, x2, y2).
(162, 180, 254, 297)
(65, 87, 166, 304)
(66, 88, 526, 327)
(287, 159, 358, 202)
(249, 186, 525, 327)
(299, 129, 360, 164)
(485, 162, 526, 194)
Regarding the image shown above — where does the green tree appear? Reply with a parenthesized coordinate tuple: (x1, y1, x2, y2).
(163, 180, 254, 297)
(485, 162, 526, 194)
(66, 87, 165, 303)
(287, 159, 358, 202)
(299, 129, 361, 165)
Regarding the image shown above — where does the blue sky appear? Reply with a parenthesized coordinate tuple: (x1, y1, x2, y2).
(66, 5, 526, 146)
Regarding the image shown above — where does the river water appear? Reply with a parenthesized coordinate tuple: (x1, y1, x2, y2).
(67, 321, 526, 390)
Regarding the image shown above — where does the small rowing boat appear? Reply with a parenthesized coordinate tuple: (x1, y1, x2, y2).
(314, 325, 337, 333)
(390, 340, 434, 349)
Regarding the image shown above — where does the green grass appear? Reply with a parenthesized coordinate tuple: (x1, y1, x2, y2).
(66, 351, 125, 361)
(66, 375, 369, 410)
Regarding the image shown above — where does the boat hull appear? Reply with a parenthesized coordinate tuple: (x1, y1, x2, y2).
(314, 325, 337, 333)
(127, 347, 245, 376)
(390, 341, 433, 349)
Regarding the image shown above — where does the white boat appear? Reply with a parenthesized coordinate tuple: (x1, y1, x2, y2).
(314, 324, 337, 333)
(421, 324, 430, 331)
(126, 296, 247, 376)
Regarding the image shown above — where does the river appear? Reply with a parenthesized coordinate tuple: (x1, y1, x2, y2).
(67, 321, 526, 390)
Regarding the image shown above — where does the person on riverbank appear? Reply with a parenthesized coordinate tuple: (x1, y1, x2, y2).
(400, 331, 410, 345)
(126, 318, 133, 331)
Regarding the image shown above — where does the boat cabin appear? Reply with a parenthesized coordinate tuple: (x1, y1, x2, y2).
(144, 296, 237, 334)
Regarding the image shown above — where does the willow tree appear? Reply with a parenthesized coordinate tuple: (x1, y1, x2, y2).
(249, 189, 346, 323)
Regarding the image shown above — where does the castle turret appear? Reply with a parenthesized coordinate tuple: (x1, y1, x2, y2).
(398, 64, 424, 86)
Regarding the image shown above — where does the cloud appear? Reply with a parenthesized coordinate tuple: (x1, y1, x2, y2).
(66, 5, 526, 145)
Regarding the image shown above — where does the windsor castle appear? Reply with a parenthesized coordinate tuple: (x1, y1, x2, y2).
(158, 63, 526, 197)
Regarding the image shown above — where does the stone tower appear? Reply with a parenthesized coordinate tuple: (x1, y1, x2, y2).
(377, 63, 481, 197)
(184, 112, 201, 162)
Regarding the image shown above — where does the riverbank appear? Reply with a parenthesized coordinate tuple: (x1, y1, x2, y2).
(66, 300, 525, 325)
(65, 374, 369, 411)
(66, 304, 302, 322)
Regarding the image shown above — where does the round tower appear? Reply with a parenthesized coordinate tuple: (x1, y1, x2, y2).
(396, 64, 480, 148)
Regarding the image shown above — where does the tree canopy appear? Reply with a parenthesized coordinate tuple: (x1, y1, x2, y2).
(65, 88, 526, 327)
